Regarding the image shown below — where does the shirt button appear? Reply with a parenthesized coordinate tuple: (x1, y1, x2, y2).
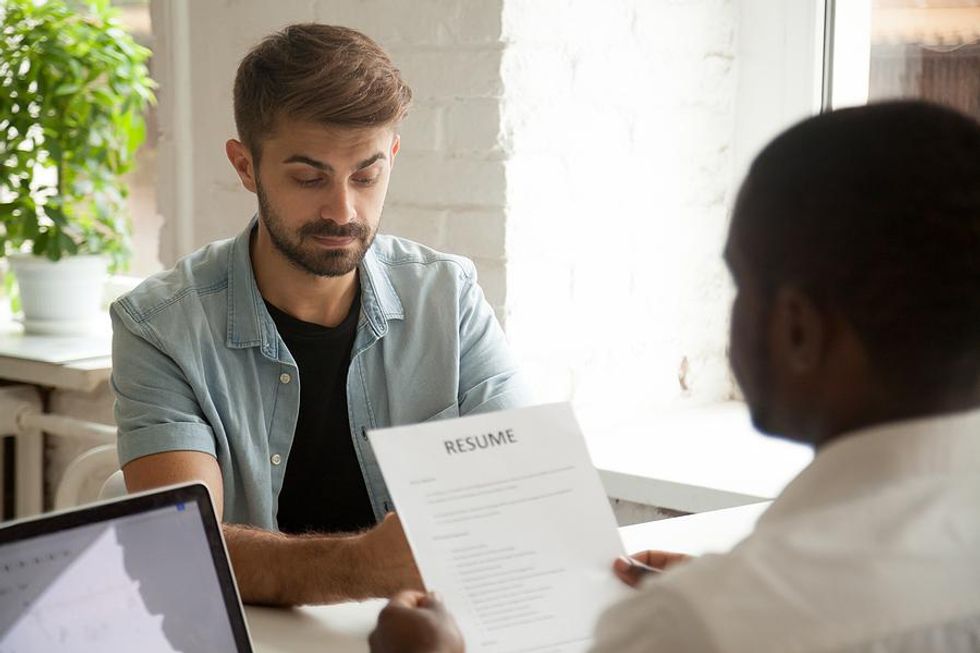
(279, 373, 291, 384)
(271, 453, 282, 465)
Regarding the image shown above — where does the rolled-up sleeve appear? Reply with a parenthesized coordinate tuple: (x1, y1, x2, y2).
(110, 301, 217, 466)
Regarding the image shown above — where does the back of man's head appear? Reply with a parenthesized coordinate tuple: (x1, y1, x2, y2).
(735, 101, 980, 403)
(233, 23, 413, 162)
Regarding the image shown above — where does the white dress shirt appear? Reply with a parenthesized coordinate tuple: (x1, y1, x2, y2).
(593, 408, 980, 653)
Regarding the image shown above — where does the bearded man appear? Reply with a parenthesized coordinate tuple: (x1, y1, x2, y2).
(111, 23, 530, 606)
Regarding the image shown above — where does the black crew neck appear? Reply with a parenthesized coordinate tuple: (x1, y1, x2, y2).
(264, 287, 361, 340)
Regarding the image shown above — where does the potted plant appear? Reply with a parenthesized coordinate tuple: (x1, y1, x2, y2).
(0, 0, 154, 334)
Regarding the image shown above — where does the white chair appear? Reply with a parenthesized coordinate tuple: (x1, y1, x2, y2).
(99, 469, 128, 500)
(53, 444, 123, 509)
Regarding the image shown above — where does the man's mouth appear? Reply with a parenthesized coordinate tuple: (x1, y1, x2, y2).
(310, 235, 356, 247)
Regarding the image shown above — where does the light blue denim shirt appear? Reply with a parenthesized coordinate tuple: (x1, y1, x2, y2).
(110, 220, 531, 530)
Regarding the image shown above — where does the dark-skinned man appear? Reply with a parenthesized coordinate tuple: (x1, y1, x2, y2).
(368, 101, 980, 652)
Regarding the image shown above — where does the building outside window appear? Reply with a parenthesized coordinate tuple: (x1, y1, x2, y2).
(828, 0, 979, 117)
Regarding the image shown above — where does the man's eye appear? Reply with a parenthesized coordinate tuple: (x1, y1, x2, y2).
(296, 178, 323, 188)
(353, 176, 379, 187)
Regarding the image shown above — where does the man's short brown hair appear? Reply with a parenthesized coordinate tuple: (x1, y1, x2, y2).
(233, 23, 412, 157)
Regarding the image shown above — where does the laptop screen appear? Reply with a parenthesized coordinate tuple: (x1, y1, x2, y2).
(0, 484, 251, 652)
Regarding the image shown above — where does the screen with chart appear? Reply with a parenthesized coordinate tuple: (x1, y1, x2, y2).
(0, 501, 241, 652)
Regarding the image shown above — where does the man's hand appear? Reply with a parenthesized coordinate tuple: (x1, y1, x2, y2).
(369, 591, 464, 653)
(356, 513, 425, 597)
(613, 550, 692, 587)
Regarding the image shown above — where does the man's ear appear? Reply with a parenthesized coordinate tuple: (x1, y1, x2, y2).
(770, 286, 827, 375)
(226, 139, 258, 193)
(390, 133, 401, 164)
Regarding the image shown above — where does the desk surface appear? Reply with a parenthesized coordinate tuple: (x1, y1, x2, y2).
(244, 502, 770, 653)
(246, 600, 386, 653)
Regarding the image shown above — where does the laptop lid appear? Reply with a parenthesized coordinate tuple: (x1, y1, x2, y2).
(0, 483, 252, 652)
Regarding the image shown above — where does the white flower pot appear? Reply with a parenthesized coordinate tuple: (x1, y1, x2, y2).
(7, 254, 109, 335)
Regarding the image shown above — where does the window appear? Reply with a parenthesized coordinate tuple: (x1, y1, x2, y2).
(114, 0, 162, 278)
(826, 0, 980, 118)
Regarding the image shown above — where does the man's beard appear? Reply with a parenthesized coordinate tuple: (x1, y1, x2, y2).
(256, 181, 376, 277)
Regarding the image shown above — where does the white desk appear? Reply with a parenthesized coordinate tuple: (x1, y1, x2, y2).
(244, 502, 770, 653)
(0, 319, 112, 393)
(591, 402, 812, 513)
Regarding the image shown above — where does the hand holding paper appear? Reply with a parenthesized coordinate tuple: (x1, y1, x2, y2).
(370, 591, 465, 653)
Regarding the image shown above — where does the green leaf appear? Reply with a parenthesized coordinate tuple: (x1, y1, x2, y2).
(4, 270, 22, 315)
(31, 230, 47, 256)
(53, 82, 82, 96)
(45, 230, 63, 260)
(45, 203, 68, 227)
(57, 230, 78, 256)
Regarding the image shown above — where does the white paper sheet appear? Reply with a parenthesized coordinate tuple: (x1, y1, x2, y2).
(369, 403, 628, 653)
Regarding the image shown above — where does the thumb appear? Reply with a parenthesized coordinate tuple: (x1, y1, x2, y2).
(614, 556, 661, 587)
(419, 591, 446, 611)
(388, 590, 428, 608)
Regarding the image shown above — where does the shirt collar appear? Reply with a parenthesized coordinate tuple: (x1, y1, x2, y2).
(225, 218, 403, 353)
(358, 238, 404, 338)
(226, 218, 276, 355)
(758, 407, 980, 526)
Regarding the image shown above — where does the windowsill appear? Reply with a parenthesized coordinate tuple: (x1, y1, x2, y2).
(588, 401, 813, 514)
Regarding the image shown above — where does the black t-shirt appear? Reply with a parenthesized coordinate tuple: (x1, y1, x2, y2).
(266, 292, 376, 534)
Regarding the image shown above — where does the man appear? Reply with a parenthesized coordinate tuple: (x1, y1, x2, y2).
(110, 24, 529, 605)
(368, 101, 980, 651)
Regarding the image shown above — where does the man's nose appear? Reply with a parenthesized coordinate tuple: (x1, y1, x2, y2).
(321, 185, 356, 224)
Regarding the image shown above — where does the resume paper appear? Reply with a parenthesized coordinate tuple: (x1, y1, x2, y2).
(369, 403, 628, 653)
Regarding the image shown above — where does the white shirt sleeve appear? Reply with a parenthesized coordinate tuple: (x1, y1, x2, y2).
(590, 582, 719, 653)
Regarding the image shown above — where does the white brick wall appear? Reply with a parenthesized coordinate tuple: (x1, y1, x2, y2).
(500, 0, 740, 435)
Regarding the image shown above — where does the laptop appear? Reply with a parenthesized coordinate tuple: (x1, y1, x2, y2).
(0, 483, 252, 652)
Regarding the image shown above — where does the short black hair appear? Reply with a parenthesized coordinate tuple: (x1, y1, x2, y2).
(735, 100, 980, 396)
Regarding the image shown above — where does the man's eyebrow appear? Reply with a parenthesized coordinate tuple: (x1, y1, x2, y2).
(281, 152, 386, 172)
(282, 155, 332, 171)
(355, 152, 386, 171)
